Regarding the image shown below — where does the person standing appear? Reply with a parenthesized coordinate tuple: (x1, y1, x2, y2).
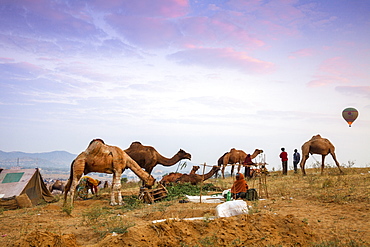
(243, 154, 254, 179)
(279, 147, 288, 175)
(293, 149, 301, 173)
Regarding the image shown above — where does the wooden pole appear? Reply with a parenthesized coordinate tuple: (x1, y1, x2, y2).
(199, 162, 206, 203)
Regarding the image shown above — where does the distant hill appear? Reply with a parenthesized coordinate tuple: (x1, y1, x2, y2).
(0, 151, 212, 179)
(0, 150, 76, 169)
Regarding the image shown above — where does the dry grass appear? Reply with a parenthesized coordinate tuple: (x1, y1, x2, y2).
(1, 167, 370, 246)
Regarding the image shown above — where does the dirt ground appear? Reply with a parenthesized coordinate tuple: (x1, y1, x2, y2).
(1, 168, 369, 246)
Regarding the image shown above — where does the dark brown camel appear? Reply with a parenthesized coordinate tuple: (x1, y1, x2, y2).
(160, 165, 200, 186)
(125, 141, 192, 175)
(49, 180, 65, 194)
(176, 166, 220, 185)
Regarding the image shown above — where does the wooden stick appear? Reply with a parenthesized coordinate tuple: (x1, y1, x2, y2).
(199, 162, 206, 203)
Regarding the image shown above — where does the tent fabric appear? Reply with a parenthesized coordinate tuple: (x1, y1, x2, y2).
(0, 168, 54, 205)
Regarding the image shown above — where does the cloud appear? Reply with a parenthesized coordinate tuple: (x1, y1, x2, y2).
(106, 14, 181, 49)
(288, 48, 315, 59)
(308, 57, 352, 87)
(91, 0, 189, 18)
(167, 47, 275, 74)
(336, 86, 370, 98)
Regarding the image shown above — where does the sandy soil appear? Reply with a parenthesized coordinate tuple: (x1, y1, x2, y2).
(1, 170, 369, 246)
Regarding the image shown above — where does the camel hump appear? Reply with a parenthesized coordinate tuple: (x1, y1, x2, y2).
(89, 139, 105, 146)
(311, 134, 321, 140)
(128, 141, 143, 148)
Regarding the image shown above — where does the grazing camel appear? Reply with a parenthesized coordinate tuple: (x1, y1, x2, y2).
(49, 180, 65, 194)
(160, 165, 200, 186)
(300, 134, 343, 175)
(219, 148, 263, 179)
(64, 139, 155, 206)
(124, 141, 192, 176)
(176, 166, 220, 185)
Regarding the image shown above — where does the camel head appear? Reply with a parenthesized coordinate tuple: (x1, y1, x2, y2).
(192, 165, 200, 172)
(256, 149, 264, 154)
(211, 166, 221, 172)
(144, 175, 156, 188)
(177, 149, 191, 161)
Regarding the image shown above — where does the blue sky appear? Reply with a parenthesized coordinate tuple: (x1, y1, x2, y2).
(0, 0, 369, 174)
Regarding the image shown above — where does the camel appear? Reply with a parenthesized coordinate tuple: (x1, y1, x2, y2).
(176, 166, 220, 185)
(300, 134, 343, 175)
(124, 141, 192, 176)
(49, 180, 65, 194)
(160, 165, 200, 186)
(219, 148, 263, 179)
(64, 139, 155, 207)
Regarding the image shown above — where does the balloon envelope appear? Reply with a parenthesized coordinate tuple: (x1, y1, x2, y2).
(342, 107, 358, 127)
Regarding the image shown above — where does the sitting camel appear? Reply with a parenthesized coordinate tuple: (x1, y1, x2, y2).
(64, 139, 155, 206)
(300, 134, 343, 175)
(176, 166, 220, 185)
(125, 141, 191, 182)
(160, 165, 200, 186)
(219, 148, 263, 179)
(49, 180, 65, 194)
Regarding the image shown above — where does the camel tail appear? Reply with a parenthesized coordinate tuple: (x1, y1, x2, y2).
(64, 159, 75, 201)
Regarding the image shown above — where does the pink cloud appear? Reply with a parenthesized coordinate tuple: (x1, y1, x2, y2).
(288, 48, 315, 59)
(308, 75, 349, 87)
(308, 57, 354, 87)
(336, 86, 370, 98)
(93, 0, 189, 18)
(106, 15, 180, 49)
(0, 57, 15, 63)
(167, 47, 275, 74)
(179, 16, 265, 49)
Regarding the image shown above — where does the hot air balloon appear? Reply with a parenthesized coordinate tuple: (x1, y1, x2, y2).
(342, 107, 358, 127)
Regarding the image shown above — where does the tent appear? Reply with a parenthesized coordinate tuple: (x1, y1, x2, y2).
(0, 168, 54, 206)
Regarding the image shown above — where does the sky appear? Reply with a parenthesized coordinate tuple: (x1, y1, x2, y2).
(0, 0, 369, 175)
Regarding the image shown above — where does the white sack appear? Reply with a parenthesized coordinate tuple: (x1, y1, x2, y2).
(216, 200, 249, 218)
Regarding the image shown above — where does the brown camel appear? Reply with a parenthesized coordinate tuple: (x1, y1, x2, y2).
(160, 165, 200, 186)
(64, 139, 155, 206)
(300, 134, 343, 175)
(124, 141, 192, 176)
(220, 148, 263, 179)
(176, 166, 220, 185)
(49, 180, 65, 194)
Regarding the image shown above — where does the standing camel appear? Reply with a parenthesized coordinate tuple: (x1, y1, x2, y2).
(219, 148, 263, 179)
(300, 134, 343, 175)
(124, 141, 192, 176)
(64, 139, 155, 207)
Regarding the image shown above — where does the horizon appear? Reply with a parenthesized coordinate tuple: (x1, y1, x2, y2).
(0, 1, 369, 172)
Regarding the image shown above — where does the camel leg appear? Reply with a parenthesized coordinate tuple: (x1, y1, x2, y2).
(110, 172, 123, 206)
(230, 165, 234, 177)
(221, 165, 226, 179)
(330, 152, 343, 174)
(237, 164, 241, 174)
(321, 155, 326, 175)
(300, 154, 309, 176)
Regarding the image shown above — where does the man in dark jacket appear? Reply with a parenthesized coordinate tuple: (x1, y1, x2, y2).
(293, 149, 301, 173)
